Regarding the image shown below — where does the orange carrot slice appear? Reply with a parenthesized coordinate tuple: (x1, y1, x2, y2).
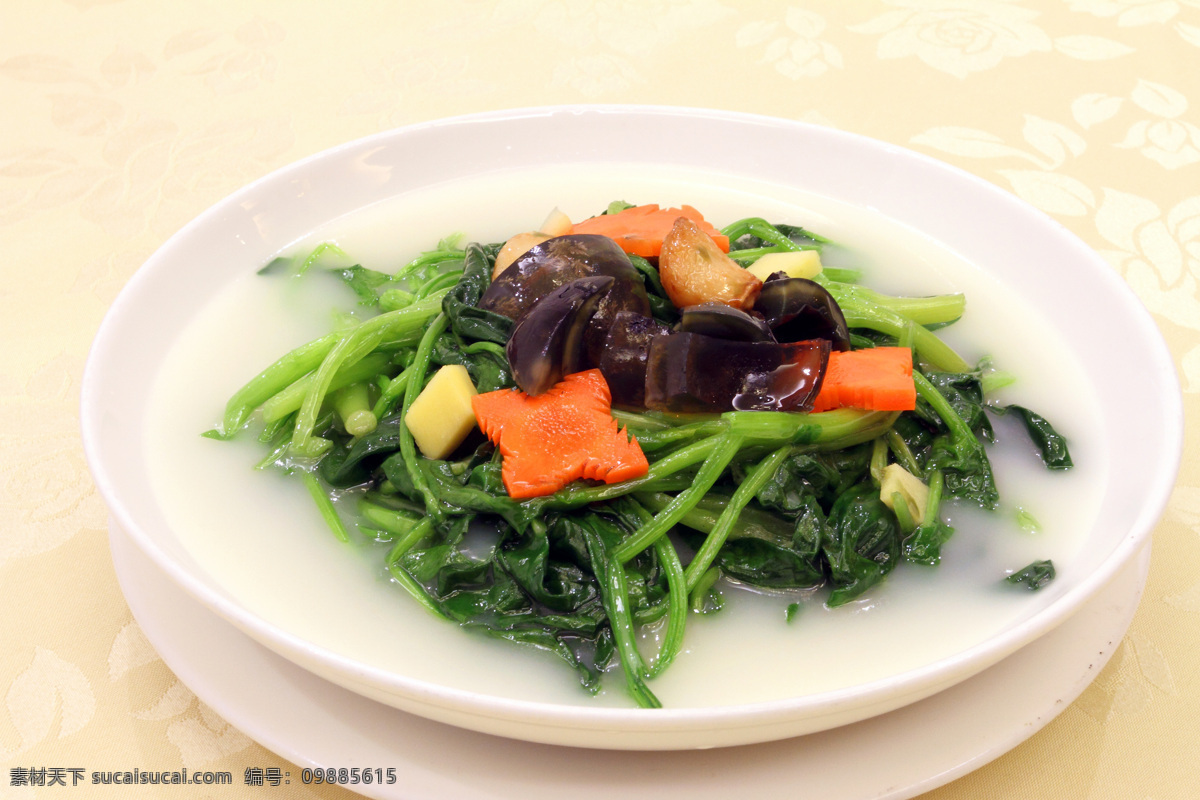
(471, 369, 649, 499)
(810, 347, 917, 413)
(570, 204, 730, 258)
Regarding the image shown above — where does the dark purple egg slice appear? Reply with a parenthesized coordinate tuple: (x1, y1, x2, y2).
(644, 332, 830, 413)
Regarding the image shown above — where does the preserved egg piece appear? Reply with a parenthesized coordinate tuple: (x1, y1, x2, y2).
(644, 332, 830, 413)
(676, 302, 774, 343)
(755, 277, 851, 351)
(598, 311, 672, 408)
(659, 217, 762, 311)
(507, 276, 614, 396)
(479, 234, 651, 366)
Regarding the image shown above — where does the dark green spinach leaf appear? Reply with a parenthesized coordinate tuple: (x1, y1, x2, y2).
(441, 243, 513, 345)
(992, 405, 1073, 469)
(1005, 559, 1056, 590)
(824, 484, 902, 606)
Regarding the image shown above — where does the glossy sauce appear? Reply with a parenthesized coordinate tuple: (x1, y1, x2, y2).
(144, 165, 1108, 707)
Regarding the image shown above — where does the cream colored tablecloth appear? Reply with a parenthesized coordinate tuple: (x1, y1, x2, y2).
(2, 2, 1197, 798)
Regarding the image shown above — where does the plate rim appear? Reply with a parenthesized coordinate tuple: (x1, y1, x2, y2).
(80, 104, 1185, 743)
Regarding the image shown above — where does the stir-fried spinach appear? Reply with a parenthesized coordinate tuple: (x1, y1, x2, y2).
(214, 212, 1076, 708)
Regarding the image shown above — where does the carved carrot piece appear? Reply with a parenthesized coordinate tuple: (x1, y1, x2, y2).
(809, 347, 916, 413)
(570, 204, 729, 258)
(471, 369, 649, 499)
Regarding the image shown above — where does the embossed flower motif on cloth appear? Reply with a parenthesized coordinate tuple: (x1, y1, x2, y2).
(1069, 0, 1198, 26)
(1115, 80, 1200, 169)
(910, 114, 1094, 216)
(551, 54, 644, 97)
(1118, 119, 1200, 168)
(486, 0, 734, 94)
(736, 8, 843, 79)
(4, 649, 96, 758)
(851, 0, 1052, 78)
(166, 19, 285, 95)
(1, 432, 102, 568)
(538, 0, 734, 55)
(1095, 189, 1200, 388)
(106, 622, 254, 768)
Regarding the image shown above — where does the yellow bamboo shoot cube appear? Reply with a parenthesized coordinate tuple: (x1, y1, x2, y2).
(405, 365, 479, 460)
(746, 250, 823, 282)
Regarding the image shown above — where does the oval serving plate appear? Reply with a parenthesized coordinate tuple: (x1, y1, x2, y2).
(81, 106, 1183, 750)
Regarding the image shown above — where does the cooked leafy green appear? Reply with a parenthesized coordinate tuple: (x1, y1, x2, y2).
(993, 404, 1074, 469)
(825, 484, 902, 606)
(441, 243, 512, 345)
(212, 211, 1078, 708)
(1005, 559, 1056, 590)
(627, 253, 677, 323)
(337, 265, 394, 306)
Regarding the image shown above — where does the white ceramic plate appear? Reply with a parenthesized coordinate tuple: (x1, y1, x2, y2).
(110, 518, 1150, 800)
(81, 106, 1183, 750)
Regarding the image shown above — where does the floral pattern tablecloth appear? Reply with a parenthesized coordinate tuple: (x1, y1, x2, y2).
(1, 1, 1196, 798)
